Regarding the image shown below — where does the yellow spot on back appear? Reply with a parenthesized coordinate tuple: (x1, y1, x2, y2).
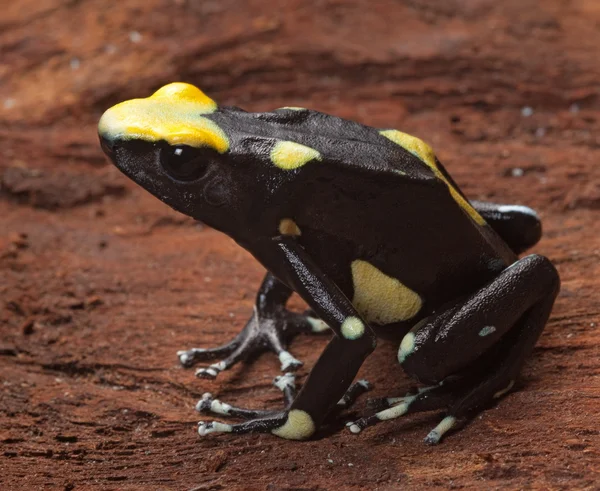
(351, 260, 422, 325)
(380, 129, 486, 225)
(271, 141, 321, 170)
(278, 218, 301, 236)
(272, 409, 315, 440)
(98, 82, 229, 152)
(341, 317, 365, 340)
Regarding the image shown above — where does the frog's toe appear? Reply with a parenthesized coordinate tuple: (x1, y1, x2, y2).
(198, 412, 291, 438)
(177, 348, 208, 368)
(195, 359, 233, 379)
(273, 372, 296, 391)
(366, 395, 410, 411)
(347, 394, 418, 435)
(346, 421, 363, 434)
(197, 420, 233, 436)
(278, 350, 303, 371)
(305, 315, 330, 333)
(336, 379, 373, 410)
(195, 393, 233, 416)
(424, 416, 458, 445)
(273, 373, 297, 406)
(177, 334, 243, 368)
(194, 373, 296, 420)
(366, 384, 437, 410)
(195, 392, 214, 412)
(347, 372, 519, 443)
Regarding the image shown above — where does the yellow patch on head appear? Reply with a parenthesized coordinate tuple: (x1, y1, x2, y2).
(271, 141, 321, 170)
(351, 260, 422, 325)
(380, 129, 486, 226)
(278, 218, 301, 236)
(341, 316, 365, 340)
(98, 82, 229, 152)
(272, 409, 315, 440)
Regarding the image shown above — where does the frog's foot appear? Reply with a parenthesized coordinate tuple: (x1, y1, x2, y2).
(196, 373, 296, 419)
(349, 254, 559, 444)
(197, 375, 371, 423)
(365, 383, 437, 411)
(347, 373, 522, 444)
(336, 379, 373, 411)
(346, 380, 465, 443)
(198, 380, 372, 439)
(177, 307, 329, 380)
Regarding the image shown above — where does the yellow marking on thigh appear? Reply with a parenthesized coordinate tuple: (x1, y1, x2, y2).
(380, 129, 486, 225)
(98, 82, 229, 152)
(271, 141, 321, 170)
(272, 410, 315, 440)
(351, 260, 422, 325)
(278, 218, 301, 236)
(341, 316, 365, 340)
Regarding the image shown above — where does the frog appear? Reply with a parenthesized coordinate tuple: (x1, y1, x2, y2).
(98, 82, 560, 444)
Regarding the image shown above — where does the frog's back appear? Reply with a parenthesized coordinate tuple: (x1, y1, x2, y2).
(208, 106, 436, 179)
(207, 106, 515, 297)
(209, 107, 516, 314)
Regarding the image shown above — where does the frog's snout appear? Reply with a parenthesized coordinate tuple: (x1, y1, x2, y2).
(97, 103, 124, 159)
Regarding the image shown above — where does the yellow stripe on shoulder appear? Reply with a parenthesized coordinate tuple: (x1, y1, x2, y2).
(380, 129, 486, 226)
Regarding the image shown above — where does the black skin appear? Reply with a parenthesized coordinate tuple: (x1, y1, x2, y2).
(99, 88, 559, 443)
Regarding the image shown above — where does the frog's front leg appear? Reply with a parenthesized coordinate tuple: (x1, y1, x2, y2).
(198, 236, 377, 439)
(348, 254, 559, 444)
(177, 272, 329, 379)
(197, 373, 371, 422)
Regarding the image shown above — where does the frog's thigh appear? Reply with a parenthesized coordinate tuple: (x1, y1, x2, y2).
(399, 254, 559, 386)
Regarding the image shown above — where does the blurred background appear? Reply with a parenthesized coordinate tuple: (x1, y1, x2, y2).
(1, 1, 599, 489)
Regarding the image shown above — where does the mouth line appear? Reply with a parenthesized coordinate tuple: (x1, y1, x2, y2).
(99, 134, 116, 158)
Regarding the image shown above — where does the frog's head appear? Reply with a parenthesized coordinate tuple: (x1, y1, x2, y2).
(98, 83, 243, 230)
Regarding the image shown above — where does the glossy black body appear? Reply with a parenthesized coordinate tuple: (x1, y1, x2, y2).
(99, 86, 559, 443)
(103, 106, 518, 338)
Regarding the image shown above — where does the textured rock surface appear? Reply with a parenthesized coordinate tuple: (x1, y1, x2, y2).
(1, 1, 599, 489)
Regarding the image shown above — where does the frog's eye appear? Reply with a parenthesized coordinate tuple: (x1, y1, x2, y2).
(159, 145, 213, 181)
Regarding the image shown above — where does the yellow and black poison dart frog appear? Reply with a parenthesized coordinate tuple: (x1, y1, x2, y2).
(98, 83, 559, 444)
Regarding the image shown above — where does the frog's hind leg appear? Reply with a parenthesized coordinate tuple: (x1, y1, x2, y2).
(348, 254, 559, 444)
(177, 272, 329, 379)
(472, 200, 542, 254)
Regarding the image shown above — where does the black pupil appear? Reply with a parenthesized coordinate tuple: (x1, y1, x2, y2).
(160, 145, 209, 181)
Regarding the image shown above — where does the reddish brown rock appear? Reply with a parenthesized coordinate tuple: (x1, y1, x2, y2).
(1, 1, 599, 489)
